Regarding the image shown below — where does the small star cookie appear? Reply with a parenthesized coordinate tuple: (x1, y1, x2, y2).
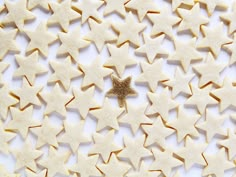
(197, 0, 227, 15)
(103, 0, 128, 17)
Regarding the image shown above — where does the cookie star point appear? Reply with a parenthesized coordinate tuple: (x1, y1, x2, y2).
(103, 0, 128, 17)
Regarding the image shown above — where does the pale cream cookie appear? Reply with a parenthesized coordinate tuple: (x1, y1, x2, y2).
(28, 0, 49, 11)
(103, 0, 128, 17)
(197, 0, 227, 16)
(169, 0, 194, 11)
(223, 33, 236, 65)
(220, 2, 236, 34)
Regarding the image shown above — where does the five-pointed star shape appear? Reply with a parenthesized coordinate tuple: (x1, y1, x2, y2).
(193, 53, 226, 87)
(103, 0, 128, 17)
(0, 121, 15, 154)
(119, 102, 152, 134)
(25, 22, 57, 57)
(84, 19, 117, 52)
(167, 106, 200, 142)
(142, 117, 175, 148)
(11, 141, 42, 172)
(38, 147, 69, 177)
(104, 43, 136, 77)
(136, 59, 169, 91)
(211, 77, 236, 112)
(97, 153, 131, 177)
(48, 0, 81, 32)
(150, 148, 182, 176)
(3, 0, 35, 30)
(177, 3, 209, 36)
(90, 98, 125, 131)
(118, 135, 152, 169)
(0, 84, 18, 120)
(220, 2, 236, 34)
(0, 165, 20, 177)
(196, 109, 226, 142)
(6, 106, 40, 139)
(170, 0, 194, 11)
(135, 34, 168, 63)
(224, 33, 236, 65)
(28, 0, 49, 10)
(112, 12, 146, 46)
(198, 0, 227, 15)
(202, 148, 235, 177)
(48, 57, 82, 90)
(67, 86, 99, 119)
(185, 84, 218, 114)
(176, 136, 207, 170)
(58, 121, 91, 153)
(0, 28, 19, 59)
(72, 0, 104, 24)
(69, 153, 101, 177)
(126, 161, 161, 177)
(39, 83, 73, 117)
(79, 56, 113, 90)
(218, 129, 236, 160)
(147, 7, 181, 37)
(89, 130, 122, 163)
(12, 78, 42, 109)
(146, 87, 178, 121)
(106, 75, 137, 107)
(31, 116, 63, 148)
(197, 23, 232, 57)
(58, 27, 90, 62)
(13, 51, 47, 85)
(164, 67, 194, 98)
(168, 37, 202, 72)
(125, 0, 159, 21)
(0, 62, 9, 85)
(26, 169, 47, 177)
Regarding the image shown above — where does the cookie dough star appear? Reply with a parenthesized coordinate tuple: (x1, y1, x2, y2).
(72, 0, 104, 24)
(112, 12, 146, 46)
(197, 23, 232, 57)
(57, 121, 91, 153)
(164, 67, 194, 98)
(38, 147, 69, 177)
(13, 51, 47, 85)
(11, 141, 43, 172)
(149, 148, 182, 177)
(6, 106, 40, 139)
(135, 34, 168, 63)
(103, 0, 128, 17)
(48, 0, 81, 32)
(3, 0, 35, 30)
(104, 43, 136, 77)
(69, 153, 101, 177)
(167, 106, 200, 142)
(58, 27, 90, 62)
(197, 0, 227, 15)
(125, 0, 159, 21)
(196, 109, 226, 142)
(0, 28, 19, 59)
(66, 86, 99, 119)
(170, 0, 194, 11)
(97, 153, 131, 177)
(12, 78, 42, 109)
(28, 0, 49, 10)
(90, 98, 125, 131)
(185, 85, 218, 114)
(48, 57, 82, 90)
(168, 37, 202, 72)
(89, 130, 122, 163)
(224, 33, 236, 65)
(39, 83, 73, 117)
(0, 84, 18, 120)
(0, 62, 9, 85)
(220, 2, 236, 34)
(136, 59, 169, 91)
(106, 75, 137, 107)
(177, 3, 209, 36)
(79, 56, 113, 90)
(119, 102, 152, 134)
(147, 7, 181, 37)
(26, 169, 47, 177)
(211, 77, 236, 112)
(176, 136, 207, 170)
(0, 121, 15, 154)
(25, 22, 57, 57)
(118, 135, 152, 169)
(84, 20, 117, 52)
(202, 148, 235, 177)
(142, 117, 175, 148)
(146, 87, 178, 121)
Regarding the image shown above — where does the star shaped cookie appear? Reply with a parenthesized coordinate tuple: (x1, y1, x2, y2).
(197, 0, 227, 15)
(106, 75, 137, 107)
(103, 0, 128, 17)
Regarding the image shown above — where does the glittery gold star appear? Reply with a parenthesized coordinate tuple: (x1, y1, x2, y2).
(106, 75, 137, 107)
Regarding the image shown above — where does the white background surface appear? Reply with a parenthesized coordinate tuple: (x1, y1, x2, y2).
(0, 0, 236, 176)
